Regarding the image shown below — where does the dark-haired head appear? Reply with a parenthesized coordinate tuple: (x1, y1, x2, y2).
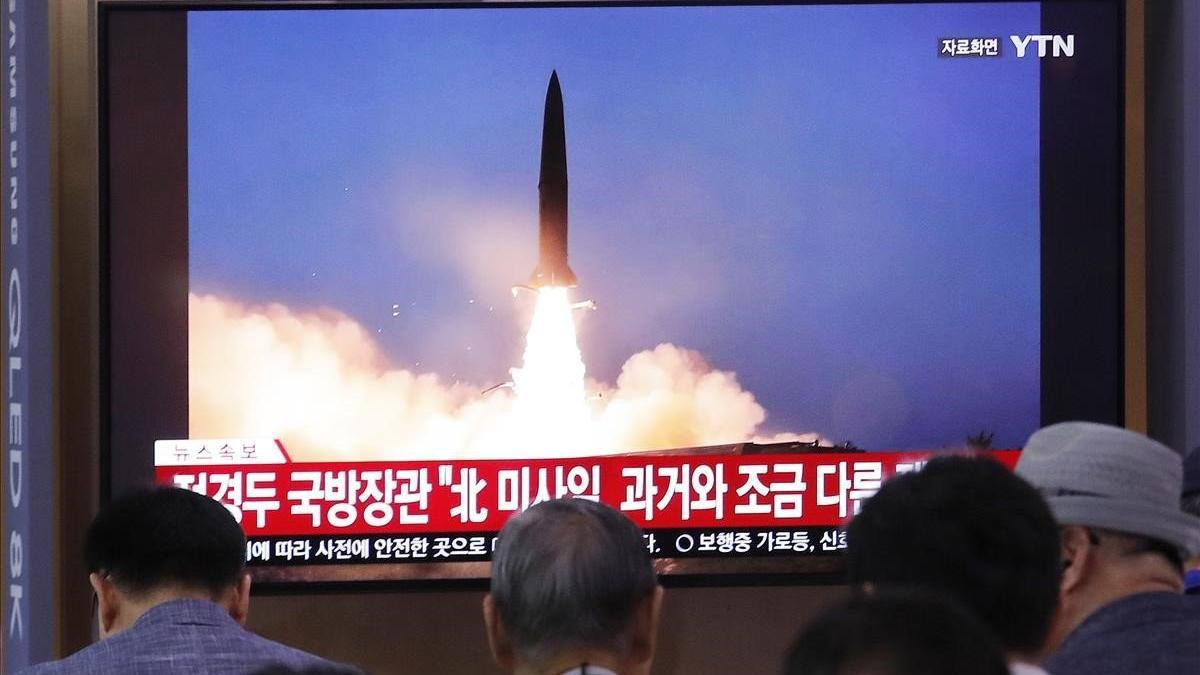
(87, 486, 246, 595)
(846, 456, 1060, 660)
(484, 498, 662, 675)
(784, 589, 1010, 675)
(86, 486, 250, 637)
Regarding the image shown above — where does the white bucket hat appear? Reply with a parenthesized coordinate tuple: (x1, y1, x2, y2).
(1015, 421, 1200, 558)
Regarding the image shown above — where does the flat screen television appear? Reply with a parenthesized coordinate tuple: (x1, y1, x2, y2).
(100, 0, 1126, 585)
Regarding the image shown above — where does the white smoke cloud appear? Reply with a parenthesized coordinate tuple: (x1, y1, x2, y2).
(189, 293, 818, 461)
(591, 344, 763, 451)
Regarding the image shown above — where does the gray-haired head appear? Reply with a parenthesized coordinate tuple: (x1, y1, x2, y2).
(488, 498, 658, 667)
(1015, 421, 1200, 558)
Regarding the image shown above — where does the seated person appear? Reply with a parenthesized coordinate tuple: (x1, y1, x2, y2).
(1015, 422, 1200, 674)
(846, 455, 1061, 674)
(482, 498, 663, 675)
(21, 486, 361, 674)
(784, 589, 1009, 675)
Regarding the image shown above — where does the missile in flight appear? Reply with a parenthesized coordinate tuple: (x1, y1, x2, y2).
(526, 70, 578, 289)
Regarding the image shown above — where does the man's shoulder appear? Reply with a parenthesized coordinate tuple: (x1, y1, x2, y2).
(235, 630, 364, 672)
(1079, 591, 1200, 634)
(1045, 592, 1200, 675)
(19, 636, 359, 675)
(17, 607, 361, 675)
(17, 644, 96, 675)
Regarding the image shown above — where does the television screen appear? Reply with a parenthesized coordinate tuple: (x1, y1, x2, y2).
(102, 0, 1124, 583)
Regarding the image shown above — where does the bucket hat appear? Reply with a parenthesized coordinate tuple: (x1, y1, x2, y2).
(1015, 422, 1200, 558)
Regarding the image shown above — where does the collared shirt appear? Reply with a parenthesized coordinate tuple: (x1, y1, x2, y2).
(1044, 591, 1200, 675)
(1009, 661, 1050, 675)
(18, 598, 362, 675)
(558, 666, 620, 675)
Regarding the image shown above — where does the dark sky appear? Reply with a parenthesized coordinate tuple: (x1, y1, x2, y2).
(188, 2, 1042, 450)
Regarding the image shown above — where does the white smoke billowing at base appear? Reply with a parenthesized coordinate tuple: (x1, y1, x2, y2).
(189, 293, 822, 461)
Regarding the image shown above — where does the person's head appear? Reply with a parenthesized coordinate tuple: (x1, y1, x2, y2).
(86, 486, 250, 638)
(1015, 422, 1200, 645)
(483, 498, 663, 675)
(846, 455, 1060, 662)
(784, 589, 1009, 675)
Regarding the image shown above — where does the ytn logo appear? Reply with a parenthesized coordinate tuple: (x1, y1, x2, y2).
(1010, 34, 1075, 58)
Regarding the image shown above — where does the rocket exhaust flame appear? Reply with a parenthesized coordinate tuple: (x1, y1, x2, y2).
(507, 286, 591, 455)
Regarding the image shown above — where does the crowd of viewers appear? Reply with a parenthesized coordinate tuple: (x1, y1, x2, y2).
(19, 421, 1200, 674)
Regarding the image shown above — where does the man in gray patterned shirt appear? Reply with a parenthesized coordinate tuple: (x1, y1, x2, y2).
(20, 487, 360, 675)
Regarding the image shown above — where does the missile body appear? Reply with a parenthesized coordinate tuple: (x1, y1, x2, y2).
(528, 71, 578, 289)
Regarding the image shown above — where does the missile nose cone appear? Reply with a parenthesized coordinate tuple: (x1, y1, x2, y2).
(540, 72, 567, 181)
(547, 71, 562, 106)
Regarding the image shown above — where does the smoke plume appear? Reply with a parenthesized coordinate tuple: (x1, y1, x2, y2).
(189, 293, 814, 461)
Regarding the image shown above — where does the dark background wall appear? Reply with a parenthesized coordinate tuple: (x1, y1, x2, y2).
(1146, 1, 1200, 456)
(248, 586, 846, 674)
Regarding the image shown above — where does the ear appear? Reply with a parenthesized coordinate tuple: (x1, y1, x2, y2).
(1059, 526, 1094, 595)
(628, 585, 665, 666)
(227, 573, 252, 625)
(89, 572, 121, 638)
(482, 593, 515, 671)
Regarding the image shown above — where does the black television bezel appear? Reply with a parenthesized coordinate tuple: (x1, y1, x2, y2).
(97, 0, 1127, 590)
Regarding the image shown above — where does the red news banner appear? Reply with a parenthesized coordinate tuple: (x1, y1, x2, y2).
(154, 440, 1017, 565)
